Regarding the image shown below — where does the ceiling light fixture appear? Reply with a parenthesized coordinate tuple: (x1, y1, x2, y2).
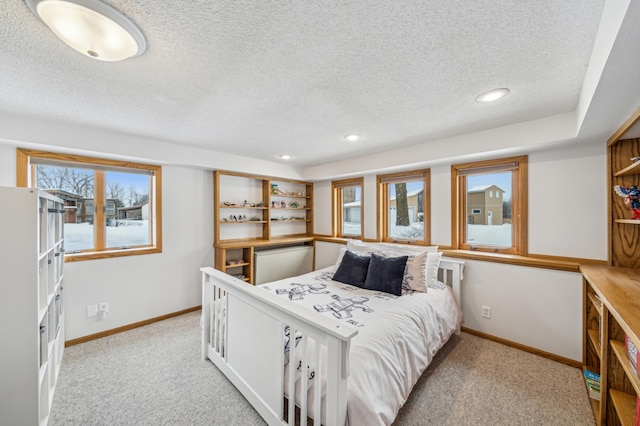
(24, 0, 146, 62)
(344, 134, 361, 142)
(475, 88, 510, 103)
(279, 154, 291, 160)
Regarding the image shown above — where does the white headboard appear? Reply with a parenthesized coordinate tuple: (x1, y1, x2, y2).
(438, 257, 465, 305)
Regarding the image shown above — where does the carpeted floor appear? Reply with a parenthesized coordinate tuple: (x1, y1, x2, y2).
(50, 311, 595, 426)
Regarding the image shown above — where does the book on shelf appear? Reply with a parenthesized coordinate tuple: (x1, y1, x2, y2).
(584, 369, 600, 384)
(583, 370, 601, 400)
(625, 334, 639, 376)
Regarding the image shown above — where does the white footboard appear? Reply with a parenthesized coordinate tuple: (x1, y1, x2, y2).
(201, 267, 358, 426)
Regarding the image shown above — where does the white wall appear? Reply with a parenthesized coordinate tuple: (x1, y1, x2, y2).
(0, 132, 608, 356)
(313, 140, 607, 362)
(0, 144, 214, 340)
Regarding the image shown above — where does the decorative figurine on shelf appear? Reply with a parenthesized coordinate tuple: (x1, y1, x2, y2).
(271, 201, 276, 208)
(614, 185, 640, 219)
(271, 184, 279, 195)
(290, 201, 300, 208)
(256, 201, 264, 207)
(281, 201, 287, 208)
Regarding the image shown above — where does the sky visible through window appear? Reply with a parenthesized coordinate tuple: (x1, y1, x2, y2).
(107, 171, 149, 194)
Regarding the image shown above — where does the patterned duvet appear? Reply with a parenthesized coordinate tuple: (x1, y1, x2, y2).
(260, 267, 463, 426)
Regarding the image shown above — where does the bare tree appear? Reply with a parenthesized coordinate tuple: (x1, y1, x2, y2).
(37, 166, 67, 190)
(37, 165, 93, 197)
(126, 186, 149, 207)
(107, 182, 125, 207)
(66, 169, 93, 197)
(395, 183, 410, 226)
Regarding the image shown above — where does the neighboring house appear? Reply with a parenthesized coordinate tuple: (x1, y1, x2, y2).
(44, 189, 80, 223)
(389, 188, 424, 222)
(42, 189, 118, 224)
(467, 185, 504, 225)
(118, 202, 149, 220)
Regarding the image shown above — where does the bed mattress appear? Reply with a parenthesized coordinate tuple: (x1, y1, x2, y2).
(260, 267, 463, 425)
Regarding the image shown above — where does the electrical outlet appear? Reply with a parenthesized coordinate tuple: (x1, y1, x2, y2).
(86, 304, 98, 318)
(482, 305, 491, 319)
(98, 302, 109, 320)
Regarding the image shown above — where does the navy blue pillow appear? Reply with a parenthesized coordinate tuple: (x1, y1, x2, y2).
(364, 253, 408, 296)
(332, 250, 371, 288)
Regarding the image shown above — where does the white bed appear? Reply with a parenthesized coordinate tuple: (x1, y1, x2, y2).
(201, 245, 464, 426)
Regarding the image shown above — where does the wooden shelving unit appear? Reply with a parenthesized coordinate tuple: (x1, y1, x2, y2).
(581, 265, 640, 426)
(213, 171, 314, 284)
(580, 110, 640, 425)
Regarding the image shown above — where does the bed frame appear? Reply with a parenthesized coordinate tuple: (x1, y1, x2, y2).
(201, 257, 464, 426)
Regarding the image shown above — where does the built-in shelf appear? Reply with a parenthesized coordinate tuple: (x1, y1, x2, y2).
(609, 389, 637, 426)
(611, 340, 640, 394)
(587, 328, 601, 357)
(214, 171, 314, 284)
(614, 160, 640, 177)
(588, 292, 603, 315)
(581, 264, 640, 426)
(614, 219, 640, 224)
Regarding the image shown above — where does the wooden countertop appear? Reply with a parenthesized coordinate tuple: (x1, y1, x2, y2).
(580, 264, 640, 348)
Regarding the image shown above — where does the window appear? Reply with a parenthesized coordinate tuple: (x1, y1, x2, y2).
(17, 149, 162, 261)
(377, 169, 430, 244)
(451, 156, 527, 255)
(332, 178, 363, 238)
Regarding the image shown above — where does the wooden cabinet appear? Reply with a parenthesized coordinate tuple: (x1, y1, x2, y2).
(0, 188, 65, 425)
(581, 265, 640, 426)
(213, 171, 314, 284)
(580, 109, 640, 425)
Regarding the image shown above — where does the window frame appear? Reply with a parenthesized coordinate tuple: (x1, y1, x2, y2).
(451, 155, 528, 255)
(17, 149, 162, 261)
(332, 177, 364, 238)
(377, 169, 431, 245)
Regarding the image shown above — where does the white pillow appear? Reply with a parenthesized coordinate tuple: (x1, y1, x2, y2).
(425, 251, 443, 289)
(345, 240, 378, 257)
(347, 239, 438, 256)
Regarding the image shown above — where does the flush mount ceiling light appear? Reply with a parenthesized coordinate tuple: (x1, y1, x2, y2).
(475, 88, 510, 103)
(344, 134, 361, 142)
(278, 154, 291, 160)
(24, 0, 146, 61)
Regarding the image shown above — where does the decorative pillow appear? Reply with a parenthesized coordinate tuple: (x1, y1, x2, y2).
(425, 252, 443, 289)
(401, 251, 428, 292)
(332, 250, 371, 288)
(331, 246, 347, 272)
(364, 253, 408, 296)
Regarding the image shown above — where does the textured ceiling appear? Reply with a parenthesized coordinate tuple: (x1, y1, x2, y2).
(0, 0, 605, 167)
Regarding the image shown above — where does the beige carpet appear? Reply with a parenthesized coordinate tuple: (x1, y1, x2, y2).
(50, 311, 595, 425)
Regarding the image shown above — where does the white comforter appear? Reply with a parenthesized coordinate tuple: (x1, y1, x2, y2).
(260, 267, 463, 426)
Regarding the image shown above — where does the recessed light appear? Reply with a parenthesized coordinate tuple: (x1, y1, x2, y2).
(278, 154, 291, 160)
(475, 88, 510, 103)
(344, 134, 361, 142)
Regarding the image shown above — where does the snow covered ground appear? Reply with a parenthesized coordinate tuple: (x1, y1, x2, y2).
(63, 220, 150, 251)
(343, 222, 511, 246)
